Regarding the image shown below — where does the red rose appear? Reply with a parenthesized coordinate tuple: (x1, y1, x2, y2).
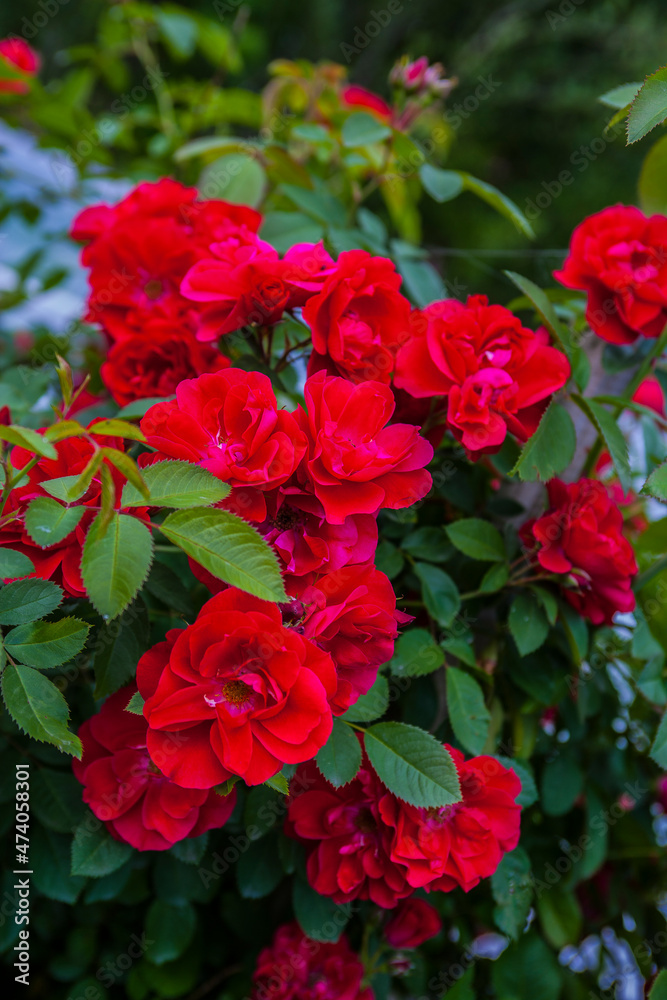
(381, 746, 522, 893)
(554, 205, 667, 344)
(395, 296, 570, 456)
(303, 250, 411, 384)
(286, 757, 413, 907)
(138, 589, 336, 788)
(519, 478, 637, 625)
(100, 319, 230, 406)
(0, 38, 40, 94)
(632, 376, 665, 417)
(252, 923, 373, 1000)
(296, 372, 433, 524)
(299, 562, 409, 715)
(72, 686, 236, 851)
(181, 238, 334, 341)
(140, 370, 307, 519)
(70, 179, 261, 341)
(0, 426, 140, 597)
(257, 487, 378, 586)
(286, 745, 521, 905)
(384, 897, 442, 949)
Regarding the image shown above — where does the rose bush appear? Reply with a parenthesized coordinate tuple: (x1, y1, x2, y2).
(0, 17, 666, 1000)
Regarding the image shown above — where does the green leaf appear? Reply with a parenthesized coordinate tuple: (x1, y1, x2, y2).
(145, 901, 196, 965)
(126, 690, 145, 716)
(511, 401, 576, 481)
(479, 562, 509, 594)
(341, 674, 389, 723)
(446, 518, 505, 562)
(573, 395, 631, 493)
(121, 460, 230, 509)
(0, 424, 57, 459)
(641, 462, 667, 501)
(170, 833, 209, 866)
(650, 970, 667, 1000)
(0, 548, 34, 579)
(158, 507, 286, 602)
(292, 877, 351, 942)
(598, 82, 641, 109)
(374, 540, 405, 579)
(508, 591, 550, 656)
(639, 133, 667, 215)
(492, 932, 562, 1000)
(237, 834, 284, 899)
(650, 711, 667, 768)
(532, 585, 559, 626)
(393, 254, 447, 308)
(0, 578, 63, 625)
(71, 818, 133, 877)
(199, 152, 267, 207)
(42, 470, 96, 503)
(414, 562, 461, 627)
(32, 826, 85, 904)
(280, 184, 346, 226)
(117, 396, 174, 419)
(559, 601, 589, 665)
(92, 601, 150, 699)
(440, 635, 477, 667)
(497, 756, 538, 808)
(264, 771, 289, 795)
(91, 418, 146, 442)
(419, 164, 464, 202)
(537, 889, 583, 949)
(446, 667, 491, 755)
(627, 66, 667, 143)
(364, 721, 461, 808)
(24, 496, 86, 548)
(1, 662, 81, 757)
(540, 752, 583, 816)
(156, 10, 198, 58)
(491, 847, 533, 940)
(401, 526, 452, 562)
(30, 769, 86, 832)
(81, 512, 154, 620)
(459, 172, 535, 239)
(4, 617, 90, 668)
(503, 270, 580, 380)
(341, 111, 391, 146)
(316, 719, 362, 787)
(389, 628, 445, 678)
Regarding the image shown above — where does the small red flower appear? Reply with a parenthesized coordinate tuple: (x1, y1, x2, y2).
(298, 562, 409, 715)
(384, 897, 442, 948)
(0, 38, 40, 94)
(304, 250, 411, 384)
(70, 179, 261, 341)
(141, 369, 307, 520)
(138, 589, 337, 788)
(296, 372, 433, 524)
(101, 319, 230, 406)
(341, 85, 392, 123)
(252, 922, 373, 1000)
(632, 376, 665, 417)
(72, 686, 236, 851)
(286, 745, 521, 905)
(181, 237, 334, 341)
(395, 296, 570, 456)
(554, 205, 667, 344)
(520, 478, 637, 625)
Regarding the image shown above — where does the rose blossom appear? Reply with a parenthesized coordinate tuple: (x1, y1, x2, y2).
(303, 250, 411, 384)
(251, 923, 373, 1000)
(100, 318, 230, 406)
(72, 686, 236, 851)
(295, 372, 433, 524)
(519, 477, 637, 625)
(140, 369, 307, 520)
(298, 562, 410, 715)
(394, 296, 570, 456)
(181, 237, 334, 341)
(0, 38, 40, 94)
(138, 589, 336, 788)
(286, 745, 521, 905)
(554, 205, 667, 344)
(384, 897, 442, 948)
(70, 178, 261, 341)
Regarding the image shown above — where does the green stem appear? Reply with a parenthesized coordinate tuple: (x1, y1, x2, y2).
(0, 456, 40, 517)
(130, 16, 177, 138)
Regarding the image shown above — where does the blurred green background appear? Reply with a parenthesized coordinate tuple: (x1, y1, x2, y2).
(1, 0, 663, 299)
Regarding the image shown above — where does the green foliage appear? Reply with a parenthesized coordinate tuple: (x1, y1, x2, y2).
(627, 66, 667, 142)
(1, 662, 81, 757)
(4, 617, 89, 668)
(364, 722, 461, 808)
(120, 460, 231, 508)
(341, 674, 389, 722)
(512, 401, 576, 482)
(70, 819, 133, 877)
(389, 628, 445, 677)
(316, 719, 362, 787)
(81, 512, 154, 619)
(491, 847, 533, 940)
(446, 666, 491, 754)
(446, 518, 506, 561)
(0, 578, 63, 624)
(24, 496, 86, 547)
